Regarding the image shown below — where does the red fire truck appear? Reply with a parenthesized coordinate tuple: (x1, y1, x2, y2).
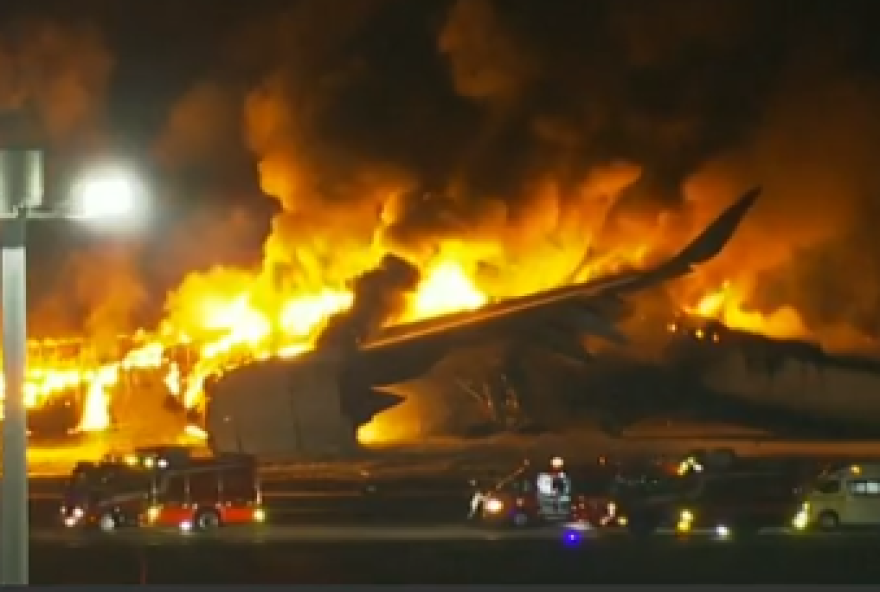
(468, 457, 620, 527)
(60, 446, 265, 532)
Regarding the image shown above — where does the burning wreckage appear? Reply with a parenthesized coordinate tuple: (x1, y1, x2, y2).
(18, 186, 880, 457)
(203, 188, 768, 460)
(658, 317, 880, 438)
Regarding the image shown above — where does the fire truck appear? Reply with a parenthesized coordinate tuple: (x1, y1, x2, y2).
(60, 446, 265, 532)
(468, 457, 620, 527)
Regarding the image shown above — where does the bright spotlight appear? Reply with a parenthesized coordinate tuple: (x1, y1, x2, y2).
(70, 167, 144, 220)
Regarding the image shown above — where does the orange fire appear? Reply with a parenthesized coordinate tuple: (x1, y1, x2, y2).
(0, 188, 801, 446)
(0, 260, 493, 436)
(2, 248, 800, 443)
(683, 279, 808, 339)
(0, 246, 809, 444)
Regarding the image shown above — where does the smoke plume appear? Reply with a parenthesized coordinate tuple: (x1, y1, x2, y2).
(32, 245, 147, 354)
(0, 19, 136, 345)
(681, 70, 880, 349)
(317, 254, 421, 349)
(153, 81, 243, 171)
(0, 20, 113, 146)
(159, 0, 880, 352)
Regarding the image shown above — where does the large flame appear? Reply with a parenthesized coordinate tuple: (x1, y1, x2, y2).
(0, 257, 497, 438)
(2, 237, 790, 444)
(683, 279, 807, 339)
(407, 261, 488, 320)
(0, 185, 793, 447)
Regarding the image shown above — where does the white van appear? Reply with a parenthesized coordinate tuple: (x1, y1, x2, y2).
(794, 463, 880, 530)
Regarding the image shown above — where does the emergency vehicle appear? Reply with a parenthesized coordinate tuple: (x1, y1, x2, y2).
(469, 457, 618, 527)
(794, 463, 880, 531)
(60, 446, 265, 532)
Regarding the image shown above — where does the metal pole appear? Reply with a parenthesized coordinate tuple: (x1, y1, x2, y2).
(1, 208, 29, 585)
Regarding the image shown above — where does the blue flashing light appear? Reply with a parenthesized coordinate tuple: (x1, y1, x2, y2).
(563, 530, 582, 547)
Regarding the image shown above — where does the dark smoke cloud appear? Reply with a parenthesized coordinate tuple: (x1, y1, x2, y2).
(317, 254, 420, 349)
(0, 19, 143, 344)
(157, 0, 880, 351)
(31, 244, 146, 351)
(150, 206, 267, 292)
(683, 72, 880, 348)
(0, 20, 112, 147)
(439, 0, 534, 105)
(153, 81, 242, 171)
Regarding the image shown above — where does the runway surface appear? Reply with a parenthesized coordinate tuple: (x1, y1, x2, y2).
(31, 523, 880, 544)
(20, 428, 880, 584)
(28, 523, 880, 585)
(42, 523, 571, 543)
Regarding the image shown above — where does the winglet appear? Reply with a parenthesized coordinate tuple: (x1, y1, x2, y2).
(671, 186, 760, 268)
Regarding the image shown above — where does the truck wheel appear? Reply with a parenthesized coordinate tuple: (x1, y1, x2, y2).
(97, 513, 117, 533)
(194, 509, 222, 531)
(818, 511, 839, 531)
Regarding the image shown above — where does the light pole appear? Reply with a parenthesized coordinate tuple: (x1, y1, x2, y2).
(0, 150, 143, 585)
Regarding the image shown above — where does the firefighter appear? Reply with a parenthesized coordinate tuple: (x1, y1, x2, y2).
(536, 457, 570, 515)
(550, 457, 568, 493)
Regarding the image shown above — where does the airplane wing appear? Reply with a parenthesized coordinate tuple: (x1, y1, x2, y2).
(205, 187, 759, 454)
(364, 187, 759, 352)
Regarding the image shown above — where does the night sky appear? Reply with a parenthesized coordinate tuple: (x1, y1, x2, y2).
(2, 0, 880, 341)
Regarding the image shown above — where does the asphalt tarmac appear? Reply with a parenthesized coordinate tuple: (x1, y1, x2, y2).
(28, 525, 880, 584)
(21, 479, 880, 585)
(25, 464, 880, 585)
(28, 522, 880, 544)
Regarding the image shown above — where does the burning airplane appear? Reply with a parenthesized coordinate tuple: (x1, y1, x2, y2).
(202, 188, 758, 461)
(656, 317, 880, 437)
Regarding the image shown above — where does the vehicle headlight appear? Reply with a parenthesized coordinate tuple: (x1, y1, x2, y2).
(147, 506, 161, 522)
(792, 505, 810, 530)
(253, 508, 266, 522)
(485, 498, 504, 513)
(72, 507, 84, 519)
